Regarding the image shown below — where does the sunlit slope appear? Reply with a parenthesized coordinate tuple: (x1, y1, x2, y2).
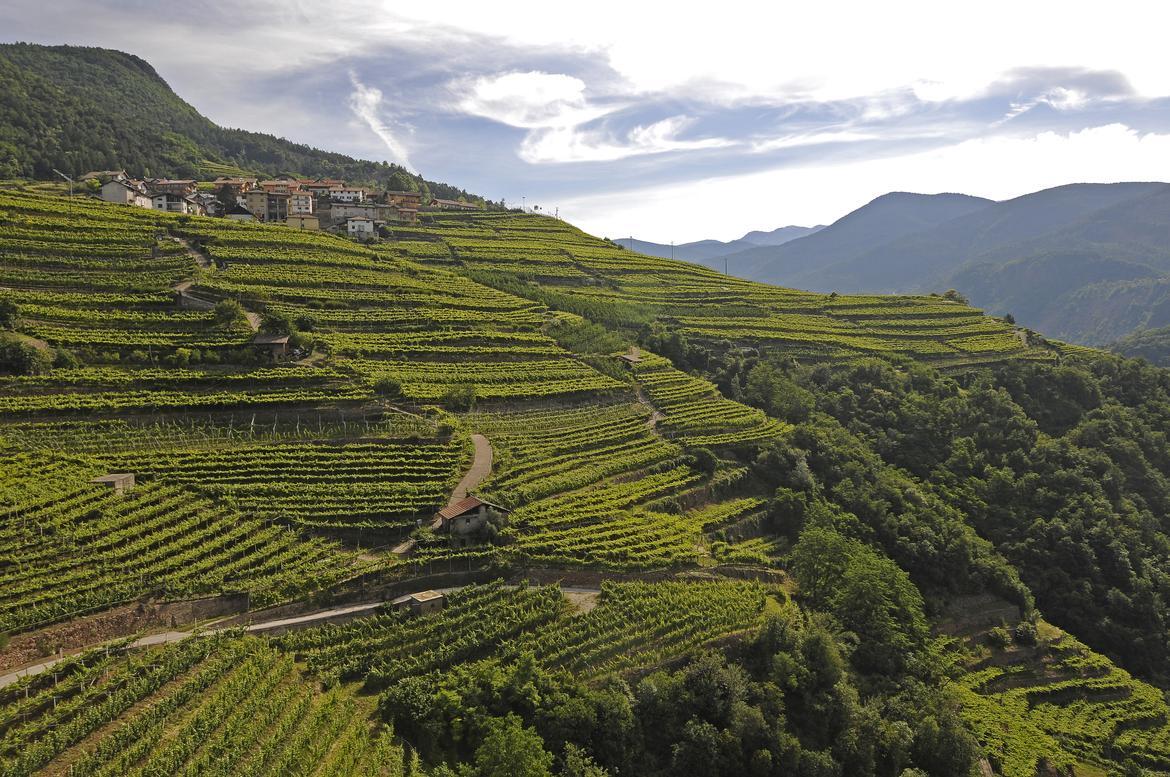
(388, 212, 1055, 365)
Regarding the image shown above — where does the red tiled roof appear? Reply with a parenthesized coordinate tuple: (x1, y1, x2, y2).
(437, 496, 484, 520)
(435, 496, 508, 520)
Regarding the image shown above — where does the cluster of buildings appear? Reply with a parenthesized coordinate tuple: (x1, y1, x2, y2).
(87, 169, 480, 239)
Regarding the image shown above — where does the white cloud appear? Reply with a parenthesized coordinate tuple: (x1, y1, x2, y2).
(457, 71, 606, 129)
(458, 72, 732, 163)
(560, 124, 1170, 243)
(347, 72, 413, 170)
(389, 1, 1170, 103)
(521, 116, 735, 163)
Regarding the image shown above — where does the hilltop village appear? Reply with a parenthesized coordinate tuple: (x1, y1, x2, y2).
(89, 169, 481, 239)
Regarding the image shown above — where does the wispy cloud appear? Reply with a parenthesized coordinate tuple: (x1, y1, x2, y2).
(348, 72, 413, 170)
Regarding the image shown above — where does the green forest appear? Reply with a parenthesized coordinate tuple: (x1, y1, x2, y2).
(0, 43, 479, 201)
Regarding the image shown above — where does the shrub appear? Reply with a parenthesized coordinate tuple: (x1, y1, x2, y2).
(52, 348, 81, 369)
(0, 335, 53, 375)
(442, 384, 477, 411)
(259, 311, 295, 335)
(1013, 620, 1038, 646)
(373, 377, 403, 397)
(213, 299, 247, 329)
(987, 626, 1012, 649)
(0, 297, 17, 329)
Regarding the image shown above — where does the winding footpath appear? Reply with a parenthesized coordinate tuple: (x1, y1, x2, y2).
(449, 433, 493, 507)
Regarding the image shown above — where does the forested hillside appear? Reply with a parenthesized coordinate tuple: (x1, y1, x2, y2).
(4, 185, 1170, 775)
(0, 43, 479, 201)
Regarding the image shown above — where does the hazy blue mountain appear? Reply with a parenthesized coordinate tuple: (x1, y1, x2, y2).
(705, 182, 1170, 346)
(618, 225, 822, 266)
(722, 192, 995, 283)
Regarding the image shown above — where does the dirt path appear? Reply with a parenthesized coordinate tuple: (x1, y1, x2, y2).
(448, 433, 492, 509)
(243, 310, 261, 332)
(172, 236, 212, 269)
(0, 581, 609, 689)
(635, 388, 666, 430)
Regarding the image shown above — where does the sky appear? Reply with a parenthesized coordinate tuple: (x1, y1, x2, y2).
(5, 1, 1170, 242)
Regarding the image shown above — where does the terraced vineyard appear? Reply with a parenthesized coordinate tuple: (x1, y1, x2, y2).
(0, 452, 366, 633)
(0, 184, 1142, 775)
(282, 579, 769, 685)
(0, 634, 409, 777)
(957, 622, 1170, 776)
(388, 212, 1056, 365)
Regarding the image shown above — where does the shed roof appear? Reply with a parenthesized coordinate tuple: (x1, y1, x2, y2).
(436, 496, 508, 520)
(390, 589, 446, 606)
(253, 333, 290, 345)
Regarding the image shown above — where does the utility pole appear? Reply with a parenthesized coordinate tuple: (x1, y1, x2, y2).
(522, 196, 526, 213)
(724, 256, 729, 275)
(671, 241, 674, 261)
(52, 169, 74, 215)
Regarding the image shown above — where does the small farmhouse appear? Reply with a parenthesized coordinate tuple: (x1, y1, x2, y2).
(617, 345, 642, 365)
(390, 590, 446, 616)
(91, 473, 136, 494)
(152, 192, 203, 215)
(431, 496, 508, 539)
(82, 169, 128, 184)
(253, 332, 290, 358)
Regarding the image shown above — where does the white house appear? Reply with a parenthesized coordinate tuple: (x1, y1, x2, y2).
(100, 179, 152, 208)
(333, 187, 366, 203)
(151, 193, 202, 214)
(346, 216, 377, 238)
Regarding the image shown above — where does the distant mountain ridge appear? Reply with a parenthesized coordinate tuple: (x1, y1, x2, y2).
(0, 43, 479, 201)
(618, 225, 823, 266)
(709, 182, 1170, 347)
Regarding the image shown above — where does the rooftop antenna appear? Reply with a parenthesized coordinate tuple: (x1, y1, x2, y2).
(52, 169, 74, 215)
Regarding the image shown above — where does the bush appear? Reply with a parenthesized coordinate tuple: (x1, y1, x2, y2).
(689, 447, 719, 475)
(0, 297, 17, 329)
(987, 626, 1012, 649)
(373, 377, 403, 397)
(259, 311, 294, 335)
(213, 299, 247, 329)
(1013, 620, 1038, 646)
(294, 313, 318, 332)
(52, 348, 81, 368)
(442, 384, 477, 411)
(0, 335, 52, 375)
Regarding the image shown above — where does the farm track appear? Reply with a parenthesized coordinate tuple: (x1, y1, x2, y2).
(0, 583, 606, 690)
(448, 433, 493, 508)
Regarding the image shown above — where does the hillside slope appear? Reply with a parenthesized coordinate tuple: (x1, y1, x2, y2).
(9, 188, 1170, 774)
(0, 43, 477, 200)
